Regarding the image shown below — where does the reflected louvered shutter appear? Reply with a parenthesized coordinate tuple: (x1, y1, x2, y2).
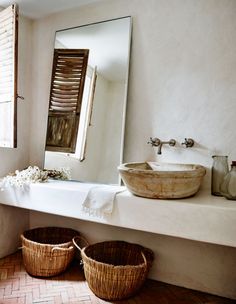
(0, 4, 18, 148)
(46, 49, 89, 153)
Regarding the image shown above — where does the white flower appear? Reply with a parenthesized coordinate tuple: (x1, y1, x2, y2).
(1, 166, 70, 190)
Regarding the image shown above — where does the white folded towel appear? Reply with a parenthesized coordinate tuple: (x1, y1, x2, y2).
(82, 185, 126, 217)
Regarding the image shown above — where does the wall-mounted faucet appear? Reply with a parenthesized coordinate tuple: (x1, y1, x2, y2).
(148, 137, 176, 155)
(181, 138, 194, 148)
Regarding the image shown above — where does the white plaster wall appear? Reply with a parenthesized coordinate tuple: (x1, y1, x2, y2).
(0, 15, 32, 257)
(28, 0, 236, 299)
(0, 206, 29, 258)
(122, 0, 236, 191)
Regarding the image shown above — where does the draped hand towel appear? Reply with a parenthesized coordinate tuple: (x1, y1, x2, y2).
(82, 185, 126, 217)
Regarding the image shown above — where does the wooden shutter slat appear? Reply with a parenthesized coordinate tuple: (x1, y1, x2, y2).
(0, 25, 13, 35)
(54, 74, 82, 80)
(57, 61, 84, 67)
(0, 7, 14, 20)
(51, 104, 77, 109)
(0, 56, 12, 63)
(0, 19, 13, 30)
(0, 10, 13, 21)
(0, 26, 14, 36)
(1, 50, 12, 58)
(57, 56, 85, 61)
(0, 58, 12, 65)
(54, 75, 81, 80)
(0, 61, 13, 67)
(51, 96, 77, 102)
(0, 28, 13, 35)
(0, 9, 13, 16)
(55, 68, 81, 72)
(0, 85, 13, 90)
(0, 85, 12, 90)
(51, 101, 77, 107)
(57, 58, 84, 62)
(0, 4, 18, 148)
(52, 94, 78, 99)
(0, 65, 12, 73)
(55, 66, 81, 71)
(0, 76, 13, 83)
(56, 64, 84, 69)
(56, 65, 82, 68)
(57, 56, 85, 60)
(50, 106, 77, 111)
(0, 81, 12, 86)
(54, 75, 81, 79)
(51, 93, 77, 99)
(0, 46, 13, 53)
(0, 78, 13, 84)
(0, 5, 14, 17)
(0, 94, 12, 102)
(0, 91, 12, 95)
(0, 36, 13, 46)
(0, 43, 13, 50)
(0, 65, 12, 72)
(50, 106, 76, 112)
(57, 60, 84, 65)
(53, 84, 79, 90)
(0, 15, 12, 24)
(52, 89, 78, 95)
(53, 80, 80, 85)
(0, 34, 13, 41)
(55, 71, 82, 77)
(56, 61, 83, 65)
(1, 46, 12, 52)
(52, 88, 78, 93)
(51, 99, 77, 105)
(0, 74, 12, 80)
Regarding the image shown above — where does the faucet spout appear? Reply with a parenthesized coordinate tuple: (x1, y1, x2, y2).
(157, 142, 163, 155)
(148, 137, 176, 155)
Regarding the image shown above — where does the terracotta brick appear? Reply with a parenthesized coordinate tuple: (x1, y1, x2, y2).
(0, 251, 235, 304)
(17, 296, 26, 304)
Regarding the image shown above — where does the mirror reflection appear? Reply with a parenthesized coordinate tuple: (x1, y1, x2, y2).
(44, 17, 131, 184)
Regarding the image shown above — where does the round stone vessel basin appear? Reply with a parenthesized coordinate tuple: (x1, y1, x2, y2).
(118, 162, 206, 199)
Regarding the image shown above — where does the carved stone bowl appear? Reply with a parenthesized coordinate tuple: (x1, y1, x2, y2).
(118, 162, 206, 199)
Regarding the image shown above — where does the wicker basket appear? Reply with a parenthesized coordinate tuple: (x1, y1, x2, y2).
(73, 238, 154, 300)
(21, 227, 79, 277)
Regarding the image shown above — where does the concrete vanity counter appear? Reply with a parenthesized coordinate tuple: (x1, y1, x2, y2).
(0, 180, 235, 248)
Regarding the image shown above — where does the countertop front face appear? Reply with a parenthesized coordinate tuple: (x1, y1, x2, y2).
(0, 180, 236, 248)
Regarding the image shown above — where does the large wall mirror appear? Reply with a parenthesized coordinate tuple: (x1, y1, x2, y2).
(44, 16, 132, 184)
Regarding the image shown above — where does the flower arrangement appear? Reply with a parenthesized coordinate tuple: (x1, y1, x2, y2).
(1, 166, 70, 189)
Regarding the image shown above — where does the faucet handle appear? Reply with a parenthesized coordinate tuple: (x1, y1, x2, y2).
(169, 139, 176, 147)
(147, 137, 161, 147)
(181, 138, 194, 148)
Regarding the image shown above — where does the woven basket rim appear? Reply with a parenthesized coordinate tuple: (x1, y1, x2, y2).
(81, 240, 153, 270)
(21, 236, 73, 248)
(21, 226, 80, 247)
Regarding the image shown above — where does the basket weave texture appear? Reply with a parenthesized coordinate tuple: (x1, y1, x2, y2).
(78, 240, 154, 300)
(21, 227, 79, 277)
